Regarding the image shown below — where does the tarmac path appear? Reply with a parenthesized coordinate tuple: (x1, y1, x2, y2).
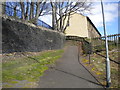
(38, 46, 105, 88)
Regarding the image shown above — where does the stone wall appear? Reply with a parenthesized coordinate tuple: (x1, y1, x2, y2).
(2, 15, 65, 53)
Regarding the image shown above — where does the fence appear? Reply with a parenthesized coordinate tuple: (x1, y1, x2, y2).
(37, 19, 53, 29)
(66, 36, 92, 54)
(66, 34, 120, 54)
(91, 34, 120, 52)
(1, 3, 53, 29)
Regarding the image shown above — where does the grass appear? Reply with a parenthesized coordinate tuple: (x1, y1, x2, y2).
(2, 49, 64, 88)
(92, 42, 119, 52)
(81, 49, 119, 88)
(65, 39, 119, 88)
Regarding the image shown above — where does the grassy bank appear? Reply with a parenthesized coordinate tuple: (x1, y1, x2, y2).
(2, 49, 64, 88)
(81, 50, 119, 88)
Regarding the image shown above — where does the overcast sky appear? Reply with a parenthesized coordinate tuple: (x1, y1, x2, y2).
(39, 1, 119, 36)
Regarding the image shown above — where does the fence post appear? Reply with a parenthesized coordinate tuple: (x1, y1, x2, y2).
(88, 50, 90, 64)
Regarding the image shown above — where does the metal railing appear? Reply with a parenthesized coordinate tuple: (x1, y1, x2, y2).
(66, 34, 120, 54)
(1, 3, 53, 29)
(92, 34, 120, 52)
(66, 36, 92, 54)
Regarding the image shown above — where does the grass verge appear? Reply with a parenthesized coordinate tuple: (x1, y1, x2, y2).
(2, 49, 64, 88)
(81, 50, 119, 88)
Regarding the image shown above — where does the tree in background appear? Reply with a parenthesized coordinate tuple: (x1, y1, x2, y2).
(3, 0, 92, 33)
(50, 0, 92, 32)
(2, 2, 6, 15)
(4, 0, 50, 24)
(20, 0, 50, 24)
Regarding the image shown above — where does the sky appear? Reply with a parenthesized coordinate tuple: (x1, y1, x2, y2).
(39, 1, 119, 36)
(87, 1, 118, 36)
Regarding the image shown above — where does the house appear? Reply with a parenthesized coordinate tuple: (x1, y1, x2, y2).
(65, 13, 101, 38)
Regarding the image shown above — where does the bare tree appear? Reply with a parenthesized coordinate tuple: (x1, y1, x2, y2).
(13, 2, 19, 17)
(4, 1, 51, 24)
(50, 2, 57, 30)
(29, 2, 34, 20)
(4, 2, 20, 17)
(4, 0, 91, 31)
(34, 1, 47, 24)
(25, 1, 29, 20)
(50, 0, 92, 32)
(2, 2, 6, 15)
(20, 1, 25, 19)
(26, 0, 50, 24)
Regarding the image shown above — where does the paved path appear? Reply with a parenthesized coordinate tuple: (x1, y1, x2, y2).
(38, 46, 104, 88)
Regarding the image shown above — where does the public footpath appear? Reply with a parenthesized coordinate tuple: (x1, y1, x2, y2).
(38, 46, 105, 88)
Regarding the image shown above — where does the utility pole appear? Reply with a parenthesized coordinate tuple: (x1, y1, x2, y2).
(101, 0, 111, 88)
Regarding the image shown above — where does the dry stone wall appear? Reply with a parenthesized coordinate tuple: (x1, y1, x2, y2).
(2, 15, 65, 53)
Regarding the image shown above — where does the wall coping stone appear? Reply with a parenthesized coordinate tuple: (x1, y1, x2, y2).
(1, 15, 65, 36)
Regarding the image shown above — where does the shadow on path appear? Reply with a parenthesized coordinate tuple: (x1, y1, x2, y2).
(38, 46, 106, 88)
(77, 47, 106, 88)
(54, 68, 105, 88)
(96, 53, 120, 64)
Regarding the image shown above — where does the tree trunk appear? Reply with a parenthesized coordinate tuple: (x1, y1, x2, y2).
(51, 2, 57, 30)
(2, 2, 6, 15)
(35, 2, 41, 18)
(20, 2, 25, 20)
(13, 6, 17, 17)
(33, 2, 41, 24)
(25, 1, 29, 20)
(32, 2, 34, 18)
(30, 2, 34, 20)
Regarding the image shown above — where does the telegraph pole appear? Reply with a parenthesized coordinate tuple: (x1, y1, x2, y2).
(101, 0, 111, 88)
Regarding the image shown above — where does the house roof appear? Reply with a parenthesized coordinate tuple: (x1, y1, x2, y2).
(86, 16, 101, 36)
